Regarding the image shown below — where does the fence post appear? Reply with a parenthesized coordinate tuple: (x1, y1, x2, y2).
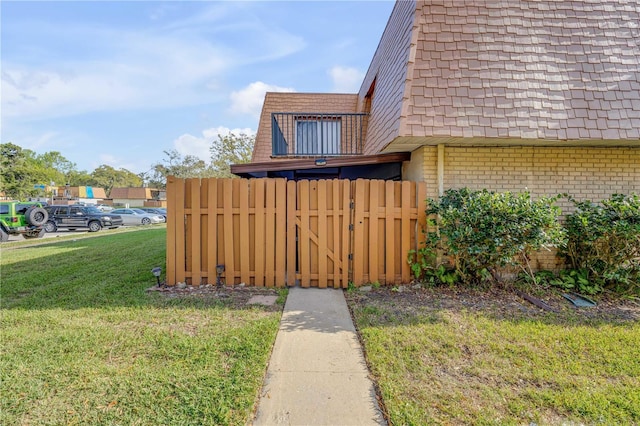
(166, 176, 177, 285)
(238, 180, 250, 284)
(189, 178, 202, 286)
(286, 180, 297, 287)
(385, 180, 395, 284)
(275, 179, 287, 287)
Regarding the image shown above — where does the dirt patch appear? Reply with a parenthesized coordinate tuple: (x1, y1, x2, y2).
(147, 284, 284, 312)
(346, 285, 640, 324)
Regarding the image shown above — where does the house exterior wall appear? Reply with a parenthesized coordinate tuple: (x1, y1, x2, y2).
(252, 93, 359, 163)
(399, 0, 640, 142)
(402, 146, 427, 182)
(112, 199, 145, 207)
(406, 145, 639, 270)
(110, 187, 159, 200)
(410, 146, 640, 206)
(357, 0, 417, 155)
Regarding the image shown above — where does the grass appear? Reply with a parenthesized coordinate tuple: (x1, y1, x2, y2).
(349, 291, 640, 425)
(1, 227, 282, 425)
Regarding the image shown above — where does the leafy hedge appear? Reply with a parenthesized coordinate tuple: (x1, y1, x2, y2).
(409, 189, 563, 285)
(559, 193, 640, 294)
(409, 190, 640, 295)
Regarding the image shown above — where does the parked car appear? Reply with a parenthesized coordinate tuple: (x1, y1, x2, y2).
(0, 201, 49, 242)
(95, 204, 114, 212)
(44, 205, 123, 233)
(109, 208, 164, 226)
(137, 207, 166, 221)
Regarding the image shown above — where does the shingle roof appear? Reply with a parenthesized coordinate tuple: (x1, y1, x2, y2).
(110, 187, 152, 199)
(361, 0, 640, 153)
(412, 0, 640, 139)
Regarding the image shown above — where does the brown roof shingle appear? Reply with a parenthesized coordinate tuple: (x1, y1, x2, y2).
(110, 187, 152, 200)
(360, 0, 640, 154)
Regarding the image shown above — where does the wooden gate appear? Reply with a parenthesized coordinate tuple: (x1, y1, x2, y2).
(166, 177, 426, 288)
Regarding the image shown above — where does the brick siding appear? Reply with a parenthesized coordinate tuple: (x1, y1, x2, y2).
(252, 93, 359, 163)
(414, 146, 639, 209)
(410, 145, 639, 270)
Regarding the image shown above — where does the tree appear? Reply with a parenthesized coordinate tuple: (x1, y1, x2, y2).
(0, 143, 39, 199)
(91, 165, 142, 196)
(148, 149, 216, 189)
(67, 170, 95, 187)
(27, 151, 80, 191)
(37, 151, 76, 180)
(210, 133, 254, 178)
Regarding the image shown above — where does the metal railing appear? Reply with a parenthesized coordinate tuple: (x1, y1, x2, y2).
(272, 112, 367, 157)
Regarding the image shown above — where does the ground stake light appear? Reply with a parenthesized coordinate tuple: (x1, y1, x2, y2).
(151, 267, 162, 286)
(216, 264, 225, 288)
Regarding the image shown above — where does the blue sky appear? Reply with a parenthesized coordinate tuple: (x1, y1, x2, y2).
(1, 0, 394, 175)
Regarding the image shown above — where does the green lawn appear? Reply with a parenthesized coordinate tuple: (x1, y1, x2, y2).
(1, 227, 282, 425)
(348, 289, 640, 425)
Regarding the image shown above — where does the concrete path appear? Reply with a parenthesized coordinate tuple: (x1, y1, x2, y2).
(253, 287, 386, 426)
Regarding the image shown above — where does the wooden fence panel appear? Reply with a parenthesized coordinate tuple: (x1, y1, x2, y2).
(298, 180, 311, 287)
(286, 180, 297, 287)
(206, 180, 217, 283)
(293, 179, 351, 288)
(166, 176, 426, 287)
(254, 179, 265, 286)
(275, 180, 287, 287)
(166, 176, 177, 284)
(173, 176, 187, 284)
(351, 179, 426, 286)
(239, 181, 250, 284)
(385, 181, 396, 283)
(222, 179, 235, 284)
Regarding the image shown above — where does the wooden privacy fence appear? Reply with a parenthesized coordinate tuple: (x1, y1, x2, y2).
(166, 177, 426, 288)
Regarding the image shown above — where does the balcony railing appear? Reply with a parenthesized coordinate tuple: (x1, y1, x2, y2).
(272, 112, 367, 157)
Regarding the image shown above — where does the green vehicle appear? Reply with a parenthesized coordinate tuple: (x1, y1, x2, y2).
(0, 201, 49, 242)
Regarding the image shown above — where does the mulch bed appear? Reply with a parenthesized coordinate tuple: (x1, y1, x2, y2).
(346, 284, 640, 324)
(148, 283, 283, 311)
(149, 282, 639, 322)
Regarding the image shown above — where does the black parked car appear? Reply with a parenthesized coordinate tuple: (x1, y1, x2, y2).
(44, 205, 123, 232)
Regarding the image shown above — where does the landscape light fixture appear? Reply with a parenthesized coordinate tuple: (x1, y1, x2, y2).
(315, 158, 327, 166)
(151, 267, 162, 286)
(216, 264, 225, 288)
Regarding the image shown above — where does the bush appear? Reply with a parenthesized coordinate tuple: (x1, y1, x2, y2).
(561, 193, 640, 294)
(409, 189, 564, 285)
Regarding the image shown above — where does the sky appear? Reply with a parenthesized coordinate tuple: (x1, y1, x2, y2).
(1, 0, 395, 175)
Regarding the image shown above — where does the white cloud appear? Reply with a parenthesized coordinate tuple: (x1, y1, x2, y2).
(1, 33, 229, 120)
(229, 81, 295, 119)
(1, 4, 304, 122)
(173, 126, 256, 162)
(328, 66, 364, 93)
(96, 153, 145, 174)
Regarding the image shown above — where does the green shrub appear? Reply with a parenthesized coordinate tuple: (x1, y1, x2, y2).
(561, 193, 640, 295)
(409, 189, 564, 285)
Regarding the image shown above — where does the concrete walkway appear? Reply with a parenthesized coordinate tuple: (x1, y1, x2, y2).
(253, 287, 386, 426)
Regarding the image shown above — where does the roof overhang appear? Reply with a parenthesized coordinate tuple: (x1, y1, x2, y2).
(382, 137, 640, 153)
(231, 152, 411, 180)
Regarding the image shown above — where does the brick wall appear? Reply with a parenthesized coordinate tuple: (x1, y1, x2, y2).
(415, 146, 639, 204)
(410, 145, 639, 270)
(252, 93, 359, 163)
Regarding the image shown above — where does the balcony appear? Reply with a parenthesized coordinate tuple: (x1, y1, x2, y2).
(272, 112, 367, 157)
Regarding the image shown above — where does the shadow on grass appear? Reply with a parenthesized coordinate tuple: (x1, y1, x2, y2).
(1, 227, 279, 313)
